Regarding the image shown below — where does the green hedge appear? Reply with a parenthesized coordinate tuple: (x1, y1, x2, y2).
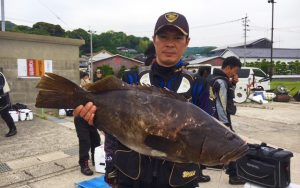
(244, 59, 300, 75)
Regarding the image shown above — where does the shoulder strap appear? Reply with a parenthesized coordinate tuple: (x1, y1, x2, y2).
(177, 70, 193, 94)
(138, 67, 151, 86)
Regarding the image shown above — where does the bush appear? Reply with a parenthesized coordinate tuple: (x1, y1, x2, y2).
(97, 65, 114, 77)
(245, 60, 300, 75)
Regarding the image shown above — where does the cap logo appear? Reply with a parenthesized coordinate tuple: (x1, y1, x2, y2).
(165, 12, 178, 23)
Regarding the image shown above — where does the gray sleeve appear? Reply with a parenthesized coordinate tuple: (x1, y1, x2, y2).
(215, 79, 228, 124)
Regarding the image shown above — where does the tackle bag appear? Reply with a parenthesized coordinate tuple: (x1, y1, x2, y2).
(236, 143, 293, 188)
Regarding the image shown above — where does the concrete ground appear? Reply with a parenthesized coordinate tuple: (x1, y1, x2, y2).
(0, 101, 299, 188)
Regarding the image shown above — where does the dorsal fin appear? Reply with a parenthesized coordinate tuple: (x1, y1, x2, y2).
(86, 75, 187, 102)
(136, 85, 187, 102)
(86, 76, 131, 93)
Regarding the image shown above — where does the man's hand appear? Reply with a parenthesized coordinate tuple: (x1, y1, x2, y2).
(73, 102, 97, 125)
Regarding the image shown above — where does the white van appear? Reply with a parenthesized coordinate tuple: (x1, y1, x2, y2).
(185, 64, 270, 103)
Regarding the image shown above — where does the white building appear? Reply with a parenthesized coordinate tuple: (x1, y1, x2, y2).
(210, 38, 300, 63)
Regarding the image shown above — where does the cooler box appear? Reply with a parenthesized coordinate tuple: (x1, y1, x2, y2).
(94, 145, 106, 173)
(19, 109, 33, 121)
(75, 175, 110, 188)
(9, 111, 19, 122)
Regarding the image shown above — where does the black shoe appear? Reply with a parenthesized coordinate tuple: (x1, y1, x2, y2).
(229, 176, 246, 185)
(80, 161, 94, 176)
(198, 174, 211, 183)
(5, 129, 17, 137)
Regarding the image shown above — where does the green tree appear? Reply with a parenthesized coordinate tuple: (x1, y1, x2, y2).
(137, 39, 151, 53)
(32, 22, 65, 37)
(11, 25, 32, 33)
(1, 21, 16, 30)
(98, 65, 114, 77)
(65, 28, 90, 55)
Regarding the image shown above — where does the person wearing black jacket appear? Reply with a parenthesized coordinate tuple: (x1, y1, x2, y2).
(207, 56, 245, 185)
(74, 73, 101, 176)
(74, 12, 211, 187)
(0, 72, 17, 137)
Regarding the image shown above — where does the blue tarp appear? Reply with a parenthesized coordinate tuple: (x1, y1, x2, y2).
(76, 175, 110, 188)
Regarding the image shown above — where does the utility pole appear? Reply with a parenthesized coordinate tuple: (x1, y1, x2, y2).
(268, 0, 275, 80)
(242, 14, 250, 64)
(1, 0, 5, 31)
(88, 30, 96, 81)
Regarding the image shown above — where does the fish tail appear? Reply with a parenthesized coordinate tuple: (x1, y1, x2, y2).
(35, 73, 88, 109)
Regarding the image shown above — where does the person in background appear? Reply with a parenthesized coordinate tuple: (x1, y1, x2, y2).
(198, 66, 211, 78)
(74, 72, 101, 176)
(207, 56, 245, 185)
(80, 72, 91, 88)
(0, 72, 17, 137)
(94, 69, 103, 82)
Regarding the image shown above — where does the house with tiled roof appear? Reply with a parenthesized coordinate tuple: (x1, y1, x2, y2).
(92, 54, 143, 76)
(222, 47, 300, 63)
(210, 38, 300, 63)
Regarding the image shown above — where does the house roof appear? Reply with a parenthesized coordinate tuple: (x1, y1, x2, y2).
(94, 49, 114, 56)
(225, 48, 300, 59)
(188, 56, 223, 65)
(92, 54, 144, 64)
(211, 38, 271, 52)
(92, 49, 114, 61)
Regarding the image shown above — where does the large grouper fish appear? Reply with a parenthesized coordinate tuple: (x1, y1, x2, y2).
(35, 73, 248, 165)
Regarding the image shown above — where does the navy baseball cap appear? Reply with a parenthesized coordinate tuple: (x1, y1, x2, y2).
(154, 12, 189, 36)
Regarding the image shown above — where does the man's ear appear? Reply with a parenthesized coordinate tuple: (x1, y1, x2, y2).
(152, 35, 157, 47)
(186, 37, 190, 47)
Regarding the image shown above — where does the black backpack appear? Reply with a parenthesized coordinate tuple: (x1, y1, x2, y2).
(206, 75, 237, 118)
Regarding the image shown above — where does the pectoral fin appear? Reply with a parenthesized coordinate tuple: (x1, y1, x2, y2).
(144, 135, 176, 154)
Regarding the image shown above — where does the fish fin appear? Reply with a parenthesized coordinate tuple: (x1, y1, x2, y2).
(137, 84, 187, 102)
(88, 76, 186, 101)
(86, 76, 131, 93)
(36, 73, 87, 109)
(144, 135, 175, 154)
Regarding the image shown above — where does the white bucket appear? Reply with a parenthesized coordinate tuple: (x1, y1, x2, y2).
(9, 111, 19, 122)
(19, 109, 33, 121)
(58, 109, 66, 116)
(94, 145, 106, 173)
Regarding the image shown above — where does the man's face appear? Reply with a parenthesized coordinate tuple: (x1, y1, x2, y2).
(225, 66, 240, 78)
(96, 72, 102, 78)
(153, 27, 190, 67)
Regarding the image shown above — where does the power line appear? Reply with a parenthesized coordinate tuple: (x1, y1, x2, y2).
(36, 0, 72, 30)
(191, 18, 243, 29)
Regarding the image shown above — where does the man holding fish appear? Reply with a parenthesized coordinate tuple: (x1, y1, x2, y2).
(35, 12, 248, 188)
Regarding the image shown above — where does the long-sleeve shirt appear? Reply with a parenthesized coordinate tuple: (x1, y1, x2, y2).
(215, 79, 229, 124)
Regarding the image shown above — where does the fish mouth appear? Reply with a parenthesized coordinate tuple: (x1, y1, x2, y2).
(220, 142, 249, 164)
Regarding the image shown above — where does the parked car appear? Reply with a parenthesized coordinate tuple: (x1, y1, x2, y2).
(185, 64, 270, 103)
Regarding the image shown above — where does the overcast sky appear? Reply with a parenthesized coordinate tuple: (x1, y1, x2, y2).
(4, 0, 300, 48)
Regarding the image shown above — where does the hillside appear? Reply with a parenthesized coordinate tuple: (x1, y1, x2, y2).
(1, 21, 215, 57)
